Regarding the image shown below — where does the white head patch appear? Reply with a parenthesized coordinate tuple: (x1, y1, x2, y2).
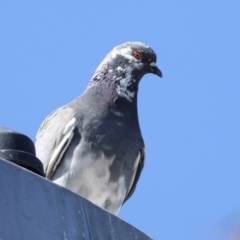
(111, 46, 135, 62)
(115, 66, 135, 102)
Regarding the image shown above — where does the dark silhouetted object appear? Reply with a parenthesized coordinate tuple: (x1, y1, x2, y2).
(0, 126, 44, 176)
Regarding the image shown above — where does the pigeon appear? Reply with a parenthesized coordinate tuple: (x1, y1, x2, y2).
(35, 42, 162, 215)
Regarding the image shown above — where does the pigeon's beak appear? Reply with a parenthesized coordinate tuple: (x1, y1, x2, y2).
(150, 62, 163, 78)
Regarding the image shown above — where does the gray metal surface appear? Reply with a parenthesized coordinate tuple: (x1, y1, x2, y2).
(0, 158, 152, 240)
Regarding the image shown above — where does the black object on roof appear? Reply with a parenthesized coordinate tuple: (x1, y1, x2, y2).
(0, 126, 44, 177)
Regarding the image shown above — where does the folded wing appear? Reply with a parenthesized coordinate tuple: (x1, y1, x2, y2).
(35, 107, 77, 179)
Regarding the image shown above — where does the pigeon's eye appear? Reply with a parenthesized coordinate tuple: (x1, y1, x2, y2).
(133, 51, 142, 60)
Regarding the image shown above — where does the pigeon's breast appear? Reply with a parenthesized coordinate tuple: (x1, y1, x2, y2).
(53, 113, 143, 214)
(53, 139, 131, 214)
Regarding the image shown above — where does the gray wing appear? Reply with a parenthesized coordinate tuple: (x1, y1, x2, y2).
(123, 148, 145, 203)
(35, 106, 77, 179)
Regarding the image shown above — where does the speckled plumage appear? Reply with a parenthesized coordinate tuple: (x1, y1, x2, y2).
(35, 42, 162, 215)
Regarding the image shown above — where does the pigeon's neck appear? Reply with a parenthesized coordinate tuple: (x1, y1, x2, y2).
(83, 80, 139, 116)
(81, 64, 140, 121)
(88, 61, 141, 103)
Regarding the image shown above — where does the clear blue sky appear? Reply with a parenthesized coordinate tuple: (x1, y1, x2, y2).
(1, 1, 240, 239)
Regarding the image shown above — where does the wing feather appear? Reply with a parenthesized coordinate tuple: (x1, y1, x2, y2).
(35, 107, 76, 179)
(123, 148, 145, 203)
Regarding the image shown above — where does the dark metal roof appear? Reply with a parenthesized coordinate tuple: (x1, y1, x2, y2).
(0, 157, 152, 240)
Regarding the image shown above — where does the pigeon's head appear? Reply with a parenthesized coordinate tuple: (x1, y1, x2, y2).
(110, 42, 162, 79)
(89, 42, 162, 102)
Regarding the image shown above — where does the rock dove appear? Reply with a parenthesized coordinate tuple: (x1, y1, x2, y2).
(35, 42, 162, 215)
